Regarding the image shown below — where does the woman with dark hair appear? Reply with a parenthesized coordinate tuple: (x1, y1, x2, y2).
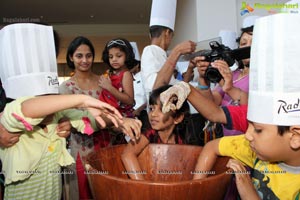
(65, 36, 95, 70)
(60, 36, 100, 97)
(195, 19, 256, 137)
(235, 25, 253, 69)
(59, 36, 104, 200)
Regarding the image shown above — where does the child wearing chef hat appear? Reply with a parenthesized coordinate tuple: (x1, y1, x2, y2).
(192, 14, 300, 199)
(0, 23, 124, 199)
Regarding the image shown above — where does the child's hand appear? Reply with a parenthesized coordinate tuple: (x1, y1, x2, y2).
(226, 159, 260, 199)
(99, 74, 112, 90)
(81, 96, 123, 128)
(0, 122, 21, 148)
(160, 81, 191, 113)
(56, 117, 72, 138)
(119, 118, 142, 142)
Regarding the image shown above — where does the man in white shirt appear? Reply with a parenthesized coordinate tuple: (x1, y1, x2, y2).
(141, 0, 196, 95)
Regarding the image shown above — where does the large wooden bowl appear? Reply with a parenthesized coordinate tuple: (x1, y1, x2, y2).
(85, 144, 232, 200)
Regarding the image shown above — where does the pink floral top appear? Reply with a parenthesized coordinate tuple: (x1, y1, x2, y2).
(59, 79, 102, 99)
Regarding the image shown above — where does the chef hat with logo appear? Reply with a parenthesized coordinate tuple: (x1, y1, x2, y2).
(242, 15, 261, 28)
(130, 42, 140, 61)
(149, 0, 177, 31)
(247, 14, 300, 126)
(0, 23, 59, 99)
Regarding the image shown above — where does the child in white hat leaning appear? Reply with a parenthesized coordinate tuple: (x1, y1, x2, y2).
(0, 23, 139, 199)
(160, 13, 300, 199)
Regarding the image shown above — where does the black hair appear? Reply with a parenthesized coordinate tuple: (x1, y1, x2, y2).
(53, 30, 60, 58)
(149, 25, 173, 38)
(236, 26, 254, 45)
(236, 26, 254, 69)
(0, 80, 7, 112)
(66, 36, 95, 70)
(149, 85, 190, 143)
(102, 38, 138, 71)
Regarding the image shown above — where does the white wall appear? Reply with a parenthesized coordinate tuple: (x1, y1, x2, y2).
(196, 0, 238, 41)
(171, 0, 293, 50)
(172, 0, 237, 48)
(170, 0, 198, 48)
(53, 24, 148, 37)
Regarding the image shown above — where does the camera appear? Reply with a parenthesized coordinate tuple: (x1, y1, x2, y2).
(186, 41, 251, 83)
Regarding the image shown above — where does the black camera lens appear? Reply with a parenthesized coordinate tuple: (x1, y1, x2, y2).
(205, 66, 222, 83)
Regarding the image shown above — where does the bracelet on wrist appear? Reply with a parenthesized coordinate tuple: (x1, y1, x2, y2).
(197, 83, 210, 90)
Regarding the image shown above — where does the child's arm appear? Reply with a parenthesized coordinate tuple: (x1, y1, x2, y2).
(121, 134, 149, 180)
(160, 82, 227, 123)
(188, 85, 227, 124)
(21, 94, 123, 128)
(119, 71, 134, 105)
(114, 71, 135, 105)
(226, 159, 260, 200)
(193, 138, 221, 179)
(160, 82, 249, 132)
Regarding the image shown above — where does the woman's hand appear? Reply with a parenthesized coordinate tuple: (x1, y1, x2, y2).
(211, 60, 233, 92)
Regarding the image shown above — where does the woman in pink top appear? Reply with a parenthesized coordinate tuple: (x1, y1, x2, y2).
(195, 25, 253, 136)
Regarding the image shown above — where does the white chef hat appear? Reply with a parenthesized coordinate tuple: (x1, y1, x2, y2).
(242, 15, 261, 28)
(0, 23, 59, 99)
(149, 0, 177, 31)
(218, 30, 238, 49)
(247, 14, 300, 126)
(130, 42, 140, 61)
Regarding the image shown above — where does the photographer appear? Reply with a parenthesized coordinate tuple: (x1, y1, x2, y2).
(194, 16, 259, 137)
